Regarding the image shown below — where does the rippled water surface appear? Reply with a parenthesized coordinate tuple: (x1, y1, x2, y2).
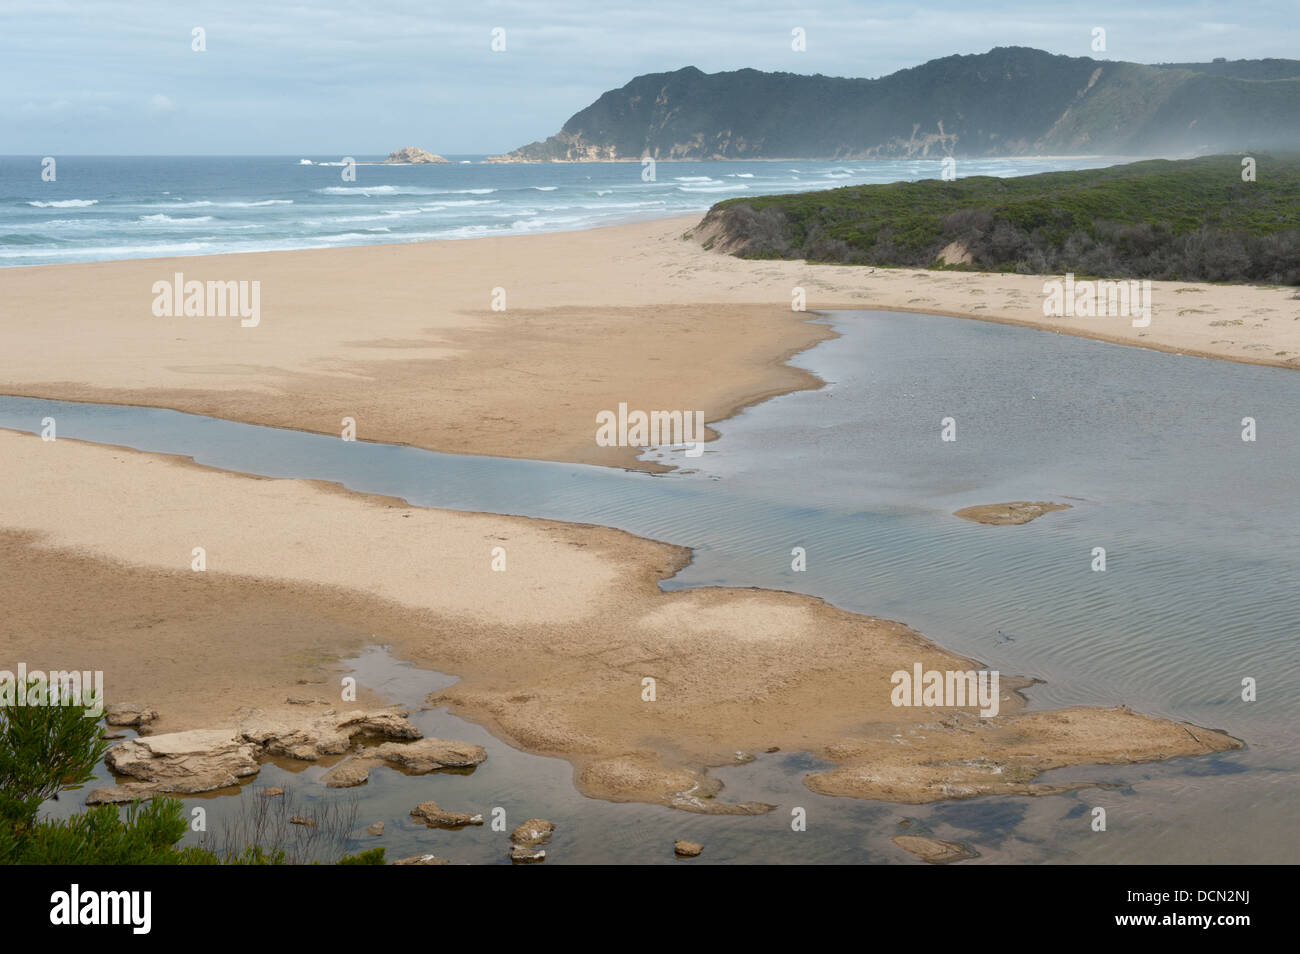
(11, 310, 1297, 863)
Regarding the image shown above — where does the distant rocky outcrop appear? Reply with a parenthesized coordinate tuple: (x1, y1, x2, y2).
(383, 146, 449, 164)
(493, 47, 1300, 160)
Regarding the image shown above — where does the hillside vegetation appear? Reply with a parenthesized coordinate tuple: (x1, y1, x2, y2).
(499, 48, 1300, 161)
(694, 154, 1300, 284)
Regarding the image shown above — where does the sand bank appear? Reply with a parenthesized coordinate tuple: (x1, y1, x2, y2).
(0, 216, 1294, 477)
(954, 502, 1072, 525)
(0, 431, 1241, 809)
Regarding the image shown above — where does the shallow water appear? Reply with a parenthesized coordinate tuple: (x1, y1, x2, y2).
(10, 310, 1298, 863)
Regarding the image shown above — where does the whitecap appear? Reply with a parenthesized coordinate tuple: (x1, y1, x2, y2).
(677, 183, 749, 193)
(0, 241, 209, 259)
(27, 199, 98, 208)
(138, 214, 214, 223)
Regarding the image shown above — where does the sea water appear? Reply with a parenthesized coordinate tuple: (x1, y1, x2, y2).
(0, 155, 1121, 267)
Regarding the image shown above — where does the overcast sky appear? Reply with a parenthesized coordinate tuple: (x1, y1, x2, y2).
(3, 0, 1295, 155)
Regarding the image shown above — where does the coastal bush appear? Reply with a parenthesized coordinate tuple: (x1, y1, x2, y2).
(704, 153, 1300, 284)
(0, 680, 108, 839)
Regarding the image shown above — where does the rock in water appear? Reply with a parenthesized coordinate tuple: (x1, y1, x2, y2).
(509, 818, 555, 846)
(411, 800, 484, 829)
(237, 707, 421, 761)
(321, 757, 382, 788)
(104, 729, 260, 794)
(393, 854, 450, 865)
(85, 782, 164, 805)
(383, 146, 449, 164)
(892, 835, 978, 864)
(369, 738, 488, 771)
(674, 839, 704, 857)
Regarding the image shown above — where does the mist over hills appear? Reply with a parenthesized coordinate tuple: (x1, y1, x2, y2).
(497, 47, 1300, 161)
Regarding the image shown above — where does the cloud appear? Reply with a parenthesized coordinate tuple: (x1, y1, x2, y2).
(149, 93, 177, 114)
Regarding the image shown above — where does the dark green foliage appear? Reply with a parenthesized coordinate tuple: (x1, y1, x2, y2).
(336, 847, 386, 865)
(703, 154, 1300, 284)
(0, 679, 108, 834)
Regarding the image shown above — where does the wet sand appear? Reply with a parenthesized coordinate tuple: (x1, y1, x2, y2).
(0, 430, 1241, 810)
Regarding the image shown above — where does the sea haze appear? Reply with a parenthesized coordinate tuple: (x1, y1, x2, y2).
(0, 155, 1122, 267)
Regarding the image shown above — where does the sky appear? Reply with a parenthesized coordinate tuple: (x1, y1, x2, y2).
(2, 1, 1296, 155)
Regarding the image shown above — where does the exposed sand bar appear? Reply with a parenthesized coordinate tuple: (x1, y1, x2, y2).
(0, 215, 1295, 477)
(0, 431, 1240, 808)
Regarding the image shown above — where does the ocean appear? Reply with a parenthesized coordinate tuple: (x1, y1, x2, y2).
(0, 155, 1121, 267)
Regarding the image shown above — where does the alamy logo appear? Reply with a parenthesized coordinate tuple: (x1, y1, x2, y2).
(0, 665, 103, 717)
(890, 663, 1001, 717)
(151, 272, 261, 327)
(1042, 273, 1151, 328)
(595, 402, 706, 457)
(50, 884, 151, 934)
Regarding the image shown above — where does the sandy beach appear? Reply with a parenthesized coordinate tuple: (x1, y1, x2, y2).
(0, 214, 1295, 476)
(0, 212, 1280, 810)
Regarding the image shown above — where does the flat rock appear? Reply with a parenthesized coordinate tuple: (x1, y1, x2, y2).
(104, 702, 159, 727)
(509, 847, 546, 864)
(674, 839, 704, 857)
(289, 815, 317, 828)
(321, 757, 382, 788)
(85, 782, 163, 805)
(510, 818, 554, 846)
(238, 707, 421, 761)
(892, 835, 978, 864)
(105, 728, 260, 793)
(393, 854, 451, 865)
(262, 787, 285, 797)
(411, 800, 483, 829)
(366, 822, 385, 836)
(370, 738, 487, 772)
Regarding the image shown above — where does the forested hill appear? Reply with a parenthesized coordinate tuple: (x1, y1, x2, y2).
(496, 47, 1300, 161)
